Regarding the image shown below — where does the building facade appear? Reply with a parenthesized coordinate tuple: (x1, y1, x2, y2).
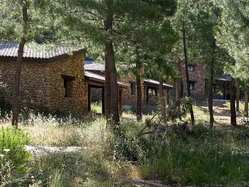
(180, 63, 206, 98)
(0, 43, 88, 113)
(85, 61, 173, 113)
(119, 66, 173, 112)
(179, 62, 233, 100)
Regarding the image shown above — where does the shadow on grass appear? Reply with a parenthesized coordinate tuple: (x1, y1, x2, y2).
(27, 152, 118, 187)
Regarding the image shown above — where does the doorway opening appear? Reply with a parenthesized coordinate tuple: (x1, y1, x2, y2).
(88, 86, 104, 114)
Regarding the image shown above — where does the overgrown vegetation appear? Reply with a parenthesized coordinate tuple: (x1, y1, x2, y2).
(0, 116, 135, 186)
(119, 122, 249, 186)
(1, 109, 249, 186)
(0, 128, 31, 186)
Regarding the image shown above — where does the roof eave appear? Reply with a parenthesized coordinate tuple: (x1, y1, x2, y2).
(0, 48, 86, 62)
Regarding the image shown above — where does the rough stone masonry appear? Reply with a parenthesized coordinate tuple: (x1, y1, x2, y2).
(0, 44, 88, 114)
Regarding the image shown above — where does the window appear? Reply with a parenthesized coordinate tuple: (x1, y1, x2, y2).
(189, 81, 196, 91)
(148, 88, 157, 96)
(62, 75, 75, 97)
(188, 64, 195, 72)
(130, 81, 136, 96)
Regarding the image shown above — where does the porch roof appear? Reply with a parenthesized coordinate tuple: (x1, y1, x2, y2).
(84, 63, 105, 72)
(144, 79, 173, 88)
(215, 75, 232, 82)
(85, 71, 128, 88)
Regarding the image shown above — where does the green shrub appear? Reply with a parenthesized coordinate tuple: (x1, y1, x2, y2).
(49, 170, 64, 187)
(29, 152, 115, 187)
(142, 139, 249, 185)
(29, 153, 87, 186)
(138, 125, 249, 186)
(0, 128, 31, 174)
(118, 122, 249, 186)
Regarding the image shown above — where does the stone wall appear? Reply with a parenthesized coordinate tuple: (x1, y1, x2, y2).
(0, 52, 88, 113)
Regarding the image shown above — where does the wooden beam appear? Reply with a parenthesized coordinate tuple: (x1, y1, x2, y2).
(88, 84, 91, 112)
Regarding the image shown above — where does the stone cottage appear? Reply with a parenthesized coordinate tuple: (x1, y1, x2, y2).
(0, 43, 88, 113)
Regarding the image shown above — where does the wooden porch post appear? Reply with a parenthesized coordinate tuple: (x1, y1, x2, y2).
(146, 87, 149, 104)
(119, 88, 122, 115)
(102, 87, 105, 114)
(88, 85, 91, 112)
(223, 82, 226, 100)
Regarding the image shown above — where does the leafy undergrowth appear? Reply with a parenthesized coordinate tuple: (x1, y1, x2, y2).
(0, 128, 31, 186)
(120, 123, 249, 186)
(28, 152, 133, 187)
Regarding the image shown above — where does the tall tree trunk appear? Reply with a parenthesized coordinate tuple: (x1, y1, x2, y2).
(175, 60, 183, 101)
(136, 62, 143, 121)
(230, 78, 237, 126)
(182, 21, 195, 126)
(208, 39, 216, 128)
(12, 0, 28, 128)
(159, 80, 166, 124)
(175, 79, 182, 101)
(235, 79, 240, 112)
(175, 61, 183, 114)
(104, 3, 119, 126)
(245, 87, 249, 118)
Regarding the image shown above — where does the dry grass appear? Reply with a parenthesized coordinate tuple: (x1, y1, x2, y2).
(0, 115, 136, 186)
(0, 114, 111, 147)
(2, 100, 247, 186)
(24, 117, 109, 147)
(23, 124, 82, 146)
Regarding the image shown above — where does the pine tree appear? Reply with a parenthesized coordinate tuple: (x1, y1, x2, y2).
(174, 0, 197, 126)
(217, 0, 249, 125)
(191, 1, 220, 128)
(62, 0, 176, 126)
(143, 21, 178, 123)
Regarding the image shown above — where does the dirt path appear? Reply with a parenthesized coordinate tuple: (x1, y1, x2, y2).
(196, 99, 244, 126)
(121, 178, 193, 187)
(25, 145, 82, 157)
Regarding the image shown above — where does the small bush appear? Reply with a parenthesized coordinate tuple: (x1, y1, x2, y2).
(142, 139, 249, 186)
(137, 126, 249, 186)
(0, 128, 31, 185)
(118, 122, 249, 186)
